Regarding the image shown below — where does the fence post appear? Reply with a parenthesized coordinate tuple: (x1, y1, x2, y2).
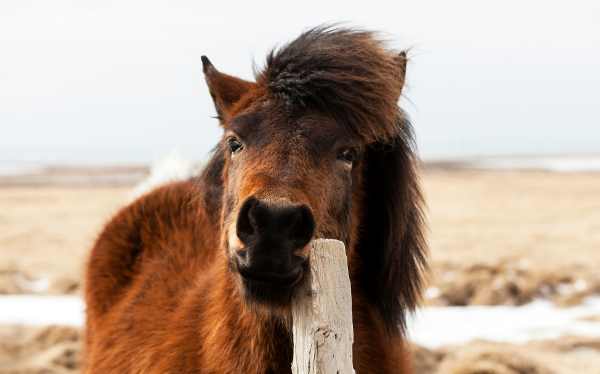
(291, 239, 355, 374)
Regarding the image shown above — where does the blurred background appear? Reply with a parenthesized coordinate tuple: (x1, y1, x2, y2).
(1, 1, 599, 373)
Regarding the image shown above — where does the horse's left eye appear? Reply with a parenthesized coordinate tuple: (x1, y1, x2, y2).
(338, 148, 357, 165)
(227, 137, 244, 154)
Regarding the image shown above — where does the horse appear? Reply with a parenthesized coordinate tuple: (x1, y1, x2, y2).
(84, 26, 427, 374)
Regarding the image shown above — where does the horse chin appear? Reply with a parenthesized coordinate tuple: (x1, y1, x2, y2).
(237, 271, 305, 315)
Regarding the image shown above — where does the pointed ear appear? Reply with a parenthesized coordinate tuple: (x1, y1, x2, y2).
(392, 51, 408, 99)
(201, 56, 256, 120)
(355, 115, 427, 336)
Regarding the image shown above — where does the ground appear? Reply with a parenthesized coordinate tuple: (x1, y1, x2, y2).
(0, 187, 129, 294)
(424, 169, 600, 307)
(1, 168, 599, 373)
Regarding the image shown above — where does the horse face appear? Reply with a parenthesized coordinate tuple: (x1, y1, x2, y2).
(201, 58, 365, 309)
(221, 105, 362, 307)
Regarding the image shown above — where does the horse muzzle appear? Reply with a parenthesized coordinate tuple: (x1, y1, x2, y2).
(231, 196, 315, 304)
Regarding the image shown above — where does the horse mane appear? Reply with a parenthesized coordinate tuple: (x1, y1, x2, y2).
(197, 144, 225, 220)
(257, 26, 406, 143)
(358, 116, 427, 335)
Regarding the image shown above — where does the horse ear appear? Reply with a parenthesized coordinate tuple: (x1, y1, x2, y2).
(392, 51, 408, 99)
(394, 51, 407, 83)
(201, 56, 255, 120)
(356, 117, 427, 336)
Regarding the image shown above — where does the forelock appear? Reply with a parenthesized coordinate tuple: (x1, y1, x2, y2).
(256, 26, 406, 143)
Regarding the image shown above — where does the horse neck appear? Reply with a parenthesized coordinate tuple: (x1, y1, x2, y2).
(196, 253, 293, 373)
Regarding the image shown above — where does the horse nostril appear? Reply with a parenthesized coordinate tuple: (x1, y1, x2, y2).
(288, 205, 315, 247)
(236, 197, 259, 244)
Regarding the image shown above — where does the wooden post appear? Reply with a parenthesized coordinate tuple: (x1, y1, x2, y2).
(291, 239, 355, 374)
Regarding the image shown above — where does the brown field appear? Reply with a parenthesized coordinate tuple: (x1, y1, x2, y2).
(424, 169, 600, 307)
(1, 168, 600, 373)
(0, 187, 129, 295)
(2, 324, 599, 374)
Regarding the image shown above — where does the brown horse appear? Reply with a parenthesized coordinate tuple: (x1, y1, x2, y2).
(84, 26, 427, 373)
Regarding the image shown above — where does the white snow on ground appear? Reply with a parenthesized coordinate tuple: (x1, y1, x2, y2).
(130, 151, 201, 200)
(407, 297, 600, 348)
(0, 295, 84, 327)
(465, 155, 600, 172)
(2, 295, 600, 348)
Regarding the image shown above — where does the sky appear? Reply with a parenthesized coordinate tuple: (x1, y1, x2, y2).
(1, 0, 599, 165)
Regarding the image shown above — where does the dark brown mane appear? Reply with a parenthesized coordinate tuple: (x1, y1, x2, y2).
(258, 26, 406, 143)
(358, 117, 427, 334)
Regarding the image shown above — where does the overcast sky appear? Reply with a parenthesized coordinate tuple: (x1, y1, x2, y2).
(1, 0, 599, 164)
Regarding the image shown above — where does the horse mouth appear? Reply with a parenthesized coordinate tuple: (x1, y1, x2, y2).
(238, 267, 304, 288)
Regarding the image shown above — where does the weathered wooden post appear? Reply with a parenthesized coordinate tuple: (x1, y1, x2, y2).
(291, 239, 355, 374)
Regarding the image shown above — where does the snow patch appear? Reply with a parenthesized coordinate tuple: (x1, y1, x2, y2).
(424, 287, 441, 299)
(14, 274, 49, 293)
(0, 295, 84, 326)
(468, 155, 600, 173)
(130, 151, 201, 199)
(2, 295, 600, 349)
(407, 297, 600, 348)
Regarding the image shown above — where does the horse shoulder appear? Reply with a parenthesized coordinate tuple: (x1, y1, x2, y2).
(84, 179, 218, 349)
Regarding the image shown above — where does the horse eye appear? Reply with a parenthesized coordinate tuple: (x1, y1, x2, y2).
(338, 148, 357, 165)
(227, 137, 243, 154)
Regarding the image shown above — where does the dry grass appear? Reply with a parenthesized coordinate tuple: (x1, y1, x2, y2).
(0, 187, 129, 294)
(424, 169, 600, 270)
(413, 337, 600, 374)
(0, 325, 80, 373)
(423, 170, 600, 306)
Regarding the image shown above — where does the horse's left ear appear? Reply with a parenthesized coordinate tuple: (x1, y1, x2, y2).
(355, 114, 427, 336)
(392, 51, 408, 99)
(201, 56, 256, 121)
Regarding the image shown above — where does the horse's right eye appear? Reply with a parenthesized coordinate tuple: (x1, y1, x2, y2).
(227, 137, 244, 154)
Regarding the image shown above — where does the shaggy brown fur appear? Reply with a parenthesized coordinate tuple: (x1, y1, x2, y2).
(84, 26, 427, 373)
